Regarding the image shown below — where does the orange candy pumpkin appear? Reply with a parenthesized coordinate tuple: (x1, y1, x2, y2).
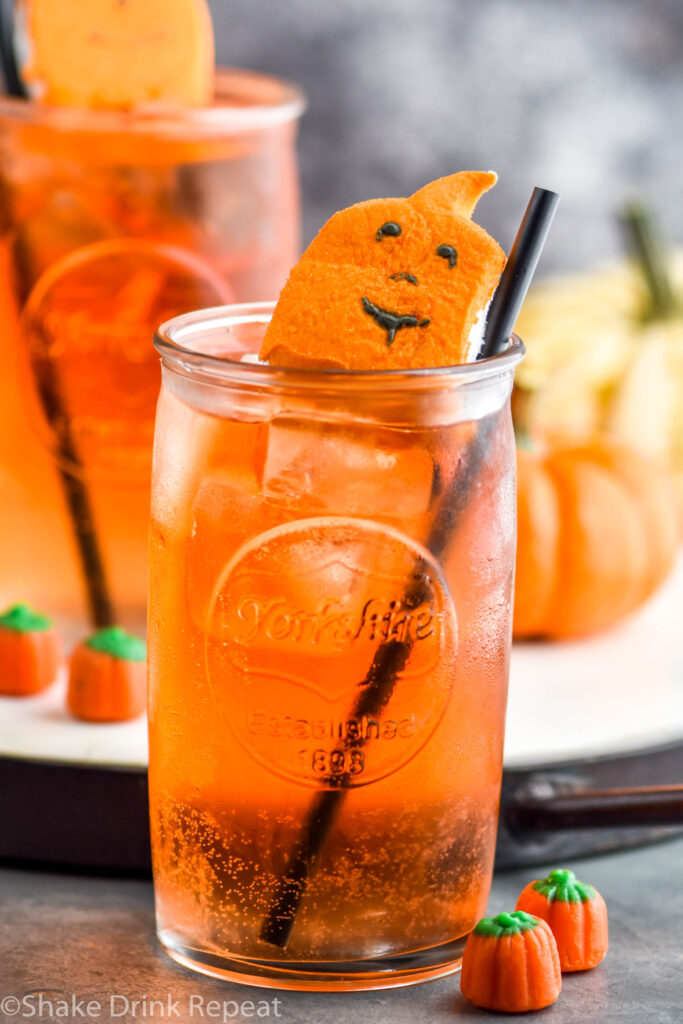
(67, 626, 146, 723)
(460, 910, 562, 1013)
(260, 171, 505, 370)
(516, 868, 609, 972)
(514, 439, 679, 638)
(0, 603, 62, 696)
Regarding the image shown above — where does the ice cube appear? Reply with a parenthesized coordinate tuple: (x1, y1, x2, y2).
(260, 418, 435, 534)
(152, 387, 269, 536)
(151, 389, 227, 537)
(187, 466, 286, 631)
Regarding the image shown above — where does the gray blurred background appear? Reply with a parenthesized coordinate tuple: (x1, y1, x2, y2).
(211, 0, 683, 275)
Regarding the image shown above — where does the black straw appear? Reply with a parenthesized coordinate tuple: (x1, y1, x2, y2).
(15, 246, 116, 629)
(0, 0, 27, 98)
(480, 187, 559, 359)
(30, 331, 116, 629)
(259, 183, 559, 950)
(259, 420, 495, 948)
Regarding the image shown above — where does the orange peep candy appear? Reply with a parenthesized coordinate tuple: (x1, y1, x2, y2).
(260, 171, 505, 370)
(22, 0, 214, 109)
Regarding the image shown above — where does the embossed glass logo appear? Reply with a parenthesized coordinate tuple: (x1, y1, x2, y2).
(205, 517, 457, 788)
(20, 239, 229, 479)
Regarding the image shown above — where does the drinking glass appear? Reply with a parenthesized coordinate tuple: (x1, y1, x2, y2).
(148, 303, 524, 990)
(0, 71, 304, 632)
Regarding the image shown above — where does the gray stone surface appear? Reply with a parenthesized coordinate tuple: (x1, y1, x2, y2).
(209, 0, 683, 275)
(1, 838, 681, 1023)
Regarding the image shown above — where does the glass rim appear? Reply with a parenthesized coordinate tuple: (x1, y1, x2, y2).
(155, 301, 526, 391)
(0, 67, 306, 135)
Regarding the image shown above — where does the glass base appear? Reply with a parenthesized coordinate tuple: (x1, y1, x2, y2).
(158, 930, 466, 992)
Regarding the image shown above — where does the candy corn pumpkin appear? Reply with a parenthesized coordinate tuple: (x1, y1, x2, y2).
(460, 910, 562, 1013)
(0, 603, 62, 696)
(514, 438, 679, 638)
(67, 626, 146, 723)
(261, 171, 505, 370)
(516, 868, 608, 972)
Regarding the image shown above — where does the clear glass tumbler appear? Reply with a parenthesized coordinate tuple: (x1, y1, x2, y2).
(148, 303, 524, 990)
(0, 71, 304, 633)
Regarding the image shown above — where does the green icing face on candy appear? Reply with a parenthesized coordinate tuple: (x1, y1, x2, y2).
(474, 911, 540, 938)
(85, 626, 146, 663)
(532, 868, 596, 903)
(0, 603, 52, 632)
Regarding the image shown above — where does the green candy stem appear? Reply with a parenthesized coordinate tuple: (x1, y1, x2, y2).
(84, 626, 146, 663)
(0, 602, 52, 633)
(474, 910, 539, 938)
(532, 867, 596, 903)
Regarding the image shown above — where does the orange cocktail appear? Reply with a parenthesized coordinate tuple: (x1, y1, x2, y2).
(0, 70, 303, 631)
(148, 304, 524, 990)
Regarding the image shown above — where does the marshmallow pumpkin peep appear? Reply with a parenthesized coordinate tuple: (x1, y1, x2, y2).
(260, 171, 505, 370)
(22, 0, 214, 109)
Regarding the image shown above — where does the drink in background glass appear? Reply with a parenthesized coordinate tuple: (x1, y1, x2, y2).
(148, 303, 524, 990)
(0, 70, 304, 631)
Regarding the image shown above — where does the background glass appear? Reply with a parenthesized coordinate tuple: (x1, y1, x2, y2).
(0, 70, 304, 632)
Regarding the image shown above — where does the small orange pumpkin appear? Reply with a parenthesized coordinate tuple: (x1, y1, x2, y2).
(67, 626, 146, 723)
(460, 910, 562, 1013)
(514, 438, 679, 638)
(0, 603, 62, 696)
(516, 868, 608, 972)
